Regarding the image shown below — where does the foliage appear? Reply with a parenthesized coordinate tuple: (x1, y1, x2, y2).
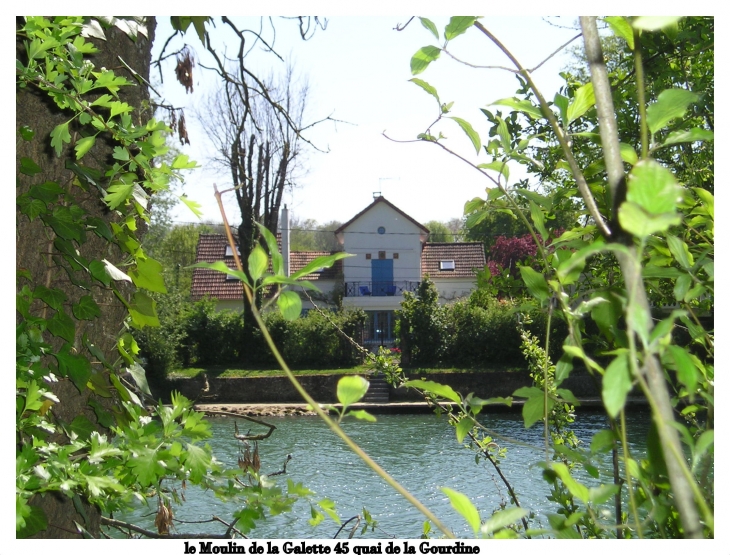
(289, 216, 343, 252)
(396, 277, 448, 365)
(424, 219, 455, 242)
(404, 15, 713, 538)
(15, 16, 335, 539)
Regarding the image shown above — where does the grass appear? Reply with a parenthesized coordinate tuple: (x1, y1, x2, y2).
(168, 362, 526, 379)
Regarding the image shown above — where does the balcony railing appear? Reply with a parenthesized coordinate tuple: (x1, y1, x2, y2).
(345, 281, 420, 297)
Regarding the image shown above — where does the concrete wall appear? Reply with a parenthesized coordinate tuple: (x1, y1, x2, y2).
(158, 370, 606, 405)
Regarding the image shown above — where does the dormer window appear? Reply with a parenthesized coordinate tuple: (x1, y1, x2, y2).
(439, 260, 455, 271)
(225, 245, 240, 257)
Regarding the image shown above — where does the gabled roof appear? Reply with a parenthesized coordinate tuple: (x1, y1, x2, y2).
(334, 196, 430, 235)
(421, 242, 486, 279)
(190, 234, 342, 301)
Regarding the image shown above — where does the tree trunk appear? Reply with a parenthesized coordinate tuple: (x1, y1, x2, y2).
(17, 17, 157, 538)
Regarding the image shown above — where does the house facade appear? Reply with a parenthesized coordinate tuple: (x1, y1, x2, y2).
(191, 196, 486, 347)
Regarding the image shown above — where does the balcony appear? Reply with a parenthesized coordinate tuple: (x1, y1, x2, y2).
(345, 281, 420, 297)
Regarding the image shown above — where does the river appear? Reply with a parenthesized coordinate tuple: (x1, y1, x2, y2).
(109, 410, 651, 539)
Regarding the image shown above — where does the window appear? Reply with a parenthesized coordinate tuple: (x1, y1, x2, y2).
(225, 273, 240, 281)
(439, 260, 455, 271)
(393, 253, 399, 259)
(378, 251, 386, 260)
(225, 245, 240, 257)
(365, 253, 372, 260)
(377, 226, 386, 235)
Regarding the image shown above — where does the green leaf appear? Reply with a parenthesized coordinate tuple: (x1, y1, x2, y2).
(72, 295, 101, 320)
(589, 484, 621, 505)
(552, 462, 589, 504)
(455, 417, 473, 444)
(129, 256, 167, 293)
(444, 17, 476, 41)
(16, 502, 47, 538)
(89, 260, 111, 286)
(179, 194, 203, 218)
(34, 285, 67, 311)
(477, 161, 509, 182)
(692, 430, 714, 472)
(632, 16, 683, 31)
(449, 117, 481, 154)
(47, 310, 76, 343)
(590, 429, 616, 454)
(666, 235, 693, 270)
(128, 291, 159, 328)
(442, 487, 480, 535)
(667, 345, 698, 392)
(566, 82, 595, 124)
(172, 153, 198, 169)
(190, 261, 250, 285)
(127, 361, 152, 396)
(626, 159, 680, 214)
(481, 507, 528, 535)
(522, 394, 550, 429)
(127, 447, 161, 487)
(69, 415, 95, 440)
(291, 252, 353, 280)
(348, 409, 376, 422)
(620, 143, 638, 165)
(19, 125, 35, 141)
(419, 17, 439, 39)
(605, 16, 634, 49)
(646, 88, 699, 135)
(491, 97, 544, 120)
(248, 245, 268, 282)
(554, 94, 569, 126)
(519, 266, 549, 303)
(618, 202, 681, 238)
(337, 375, 369, 408)
(529, 201, 548, 241)
(277, 290, 302, 321)
(74, 135, 96, 160)
(410, 45, 441, 75)
(405, 379, 461, 403)
(20, 157, 43, 176)
(410, 78, 440, 103)
(602, 352, 632, 418)
(43, 206, 85, 242)
(50, 122, 71, 156)
(104, 182, 134, 210)
(55, 346, 92, 391)
(692, 187, 714, 219)
(660, 128, 714, 148)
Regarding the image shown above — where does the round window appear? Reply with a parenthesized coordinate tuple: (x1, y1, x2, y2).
(377, 226, 386, 235)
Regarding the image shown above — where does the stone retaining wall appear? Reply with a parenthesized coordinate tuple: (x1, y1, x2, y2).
(157, 369, 605, 404)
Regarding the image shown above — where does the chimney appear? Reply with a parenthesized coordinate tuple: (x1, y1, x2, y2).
(281, 205, 290, 277)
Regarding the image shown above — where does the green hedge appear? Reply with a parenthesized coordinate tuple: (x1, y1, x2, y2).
(397, 280, 569, 368)
(135, 298, 367, 376)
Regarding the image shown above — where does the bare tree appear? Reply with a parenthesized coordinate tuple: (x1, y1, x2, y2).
(197, 65, 310, 269)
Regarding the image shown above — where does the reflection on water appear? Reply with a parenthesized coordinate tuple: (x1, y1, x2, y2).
(111, 411, 651, 539)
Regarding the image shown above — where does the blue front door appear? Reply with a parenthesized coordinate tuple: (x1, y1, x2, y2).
(371, 259, 393, 296)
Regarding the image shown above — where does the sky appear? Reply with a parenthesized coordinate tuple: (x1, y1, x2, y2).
(152, 16, 584, 228)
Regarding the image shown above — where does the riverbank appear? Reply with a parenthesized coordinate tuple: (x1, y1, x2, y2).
(157, 368, 611, 406)
(194, 397, 649, 418)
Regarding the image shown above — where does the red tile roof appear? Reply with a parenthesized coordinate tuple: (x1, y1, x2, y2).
(421, 242, 486, 279)
(190, 234, 342, 301)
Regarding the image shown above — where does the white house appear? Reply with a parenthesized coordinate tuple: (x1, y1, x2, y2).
(191, 196, 486, 346)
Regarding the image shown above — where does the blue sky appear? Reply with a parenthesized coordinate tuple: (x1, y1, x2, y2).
(153, 16, 584, 227)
